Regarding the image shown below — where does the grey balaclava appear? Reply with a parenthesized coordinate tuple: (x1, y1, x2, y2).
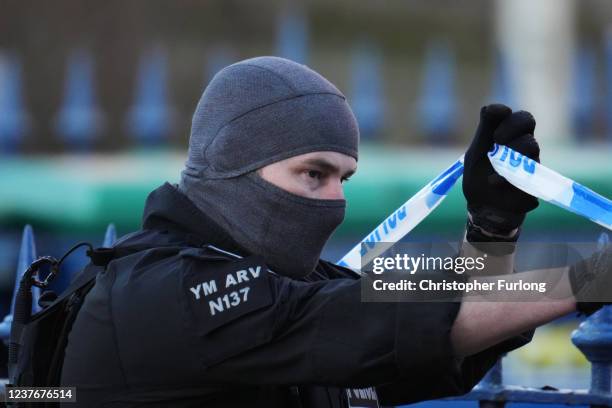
(179, 56, 359, 278)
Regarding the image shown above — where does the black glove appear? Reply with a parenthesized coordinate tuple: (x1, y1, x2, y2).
(569, 245, 612, 316)
(463, 104, 540, 242)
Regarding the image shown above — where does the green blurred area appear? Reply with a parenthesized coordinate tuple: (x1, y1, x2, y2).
(1, 145, 610, 235)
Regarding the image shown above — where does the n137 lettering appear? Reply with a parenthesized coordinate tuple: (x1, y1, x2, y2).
(209, 287, 250, 316)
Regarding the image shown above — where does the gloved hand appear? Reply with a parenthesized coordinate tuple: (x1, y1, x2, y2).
(463, 104, 540, 242)
(569, 245, 612, 316)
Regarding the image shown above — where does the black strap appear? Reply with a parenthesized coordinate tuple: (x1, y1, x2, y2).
(85, 248, 116, 267)
(45, 277, 99, 387)
(85, 236, 203, 266)
(85, 244, 156, 268)
(29, 245, 144, 318)
(37, 245, 144, 314)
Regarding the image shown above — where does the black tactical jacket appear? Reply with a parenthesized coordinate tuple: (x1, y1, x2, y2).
(61, 183, 530, 407)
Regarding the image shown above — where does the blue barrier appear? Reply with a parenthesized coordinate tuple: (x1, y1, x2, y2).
(488, 49, 516, 110)
(276, 5, 308, 64)
(350, 40, 385, 139)
(0, 53, 30, 152)
(4, 41, 612, 150)
(0, 225, 37, 341)
(103, 223, 117, 247)
(571, 46, 597, 139)
(126, 46, 172, 146)
(55, 48, 104, 150)
(605, 29, 612, 143)
(417, 39, 457, 144)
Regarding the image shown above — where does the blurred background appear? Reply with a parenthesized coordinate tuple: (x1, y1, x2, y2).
(0, 0, 611, 405)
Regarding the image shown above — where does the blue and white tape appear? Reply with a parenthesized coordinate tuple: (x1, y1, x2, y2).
(337, 157, 464, 269)
(488, 143, 612, 231)
(338, 145, 612, 270)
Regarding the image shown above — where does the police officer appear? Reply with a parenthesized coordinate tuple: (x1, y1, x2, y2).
(61, 56, 590, 407)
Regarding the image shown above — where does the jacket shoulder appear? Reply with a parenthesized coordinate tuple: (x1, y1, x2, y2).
(113, 228, 241, 264)
(179, 245, 244, 263)
(316, 259, 361, 280)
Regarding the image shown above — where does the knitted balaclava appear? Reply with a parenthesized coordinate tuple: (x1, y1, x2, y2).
(179, 56, 359, 278)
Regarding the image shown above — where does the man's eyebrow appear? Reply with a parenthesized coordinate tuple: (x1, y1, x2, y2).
(302, 158, 356, 177)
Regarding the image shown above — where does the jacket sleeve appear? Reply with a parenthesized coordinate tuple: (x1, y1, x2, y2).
(180, 254, 463, 389)
(376, 331, 534, 405)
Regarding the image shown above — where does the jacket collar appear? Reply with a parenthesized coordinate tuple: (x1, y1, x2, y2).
(141, 182, 248, 256)
(141, 183, 360, 280)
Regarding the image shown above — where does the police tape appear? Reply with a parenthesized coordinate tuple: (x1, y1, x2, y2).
(337, 157, 465, 270)
(337, 144, 612, 271)
(488, 144, 612, 231)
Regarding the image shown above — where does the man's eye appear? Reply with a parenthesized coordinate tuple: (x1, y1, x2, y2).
(341, 176, 351, 184)
(307, 170, 322, 179)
